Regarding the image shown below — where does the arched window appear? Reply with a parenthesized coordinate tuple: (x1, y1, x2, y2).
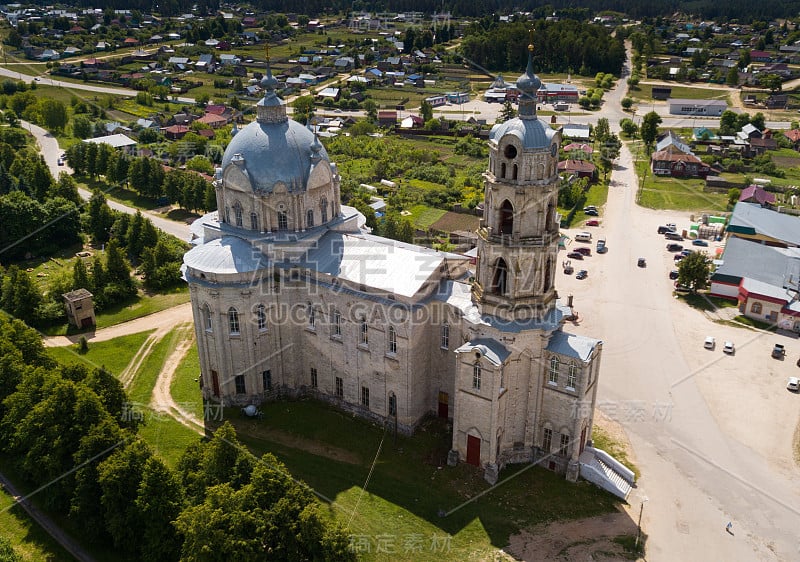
(228, 307, 240, 335)
(203, 304, 212, 332)
(277, 211, 288, 231)
(750, 302, 762, 314)
(307, 303, 315, 329)
(332, 309, 342, 337)
(250, 212, 259, 231)
(546, 201, 555, 231)
(491, 257, 508, 295)
(567, 363, 577, 388)
(387, 326, 397, 354)
(500, 162, 506, 179)
(360, 319, 368, 346)
(255, 304, 267, 331)
(224, 206, 230, 223)
(472, 363, 481, 390)
(320, 198, 328, 223)
(233, 203, 243, 227)
(548, 356, 559, 384)
(306, 209, 314, 228)
(499, 200, 514, 235)
(512, 163, 518, 180)
(543, 257, 552, 293)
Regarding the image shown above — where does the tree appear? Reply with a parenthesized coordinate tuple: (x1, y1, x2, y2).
(677, 251, 711, 293)
(39, 99, 68, 132)
(420, 99, 433, 122)
(135, 457, 184, 561)
(362, 99, 377, 122)
(750, 112, 766, 131)
(620, 118, 638, 138)
(594, 118, 610, 142)
(726, 66, 740, 87)
(640, 111, 662, 151)
(759, 73, 782, 93)
(621, 97, 633, 110)
(72, 115, 93, 139)
(349, 119, 375, 137)
(727, 188, 741, 208)
(87, 190, 115, 243)
(499, 100, 517, 122)
(719, 110, 739, 136)
(292, 95, 316, 123)
(0, 537, 21, 562)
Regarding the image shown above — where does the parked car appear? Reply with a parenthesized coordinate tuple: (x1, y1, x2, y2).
(788, 377, 800, 391)
(57, 158, 64, 166)
(666, 223, 677, 231)
(657, 225, 677, 234)
(704, 336, 715, 349)
(576, 270, 588, 280)
(584, 206, 598, 213)
(723, 341, 735, 354)
(674, 254, 684, 262)
(692, 239, 709, 247)
(665, 232, 684, 241)
(680, 249, 692, 256)
(567, 251, 584, 260)
(596, 239, 607, 253)
(584, 208, 599, 216)
(586, 219, 600, 226)
(772, 344, 786, 359)
(575, 247, 592, 256)
(669, 270, 679, 279)
(637, 257, 646, 267)
(675, 283, 691, 292)
(666, 243, 684, 252)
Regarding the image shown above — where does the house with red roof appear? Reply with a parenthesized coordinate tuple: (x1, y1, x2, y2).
(738, 185, 776, 206)
(557, 159, 596, 180)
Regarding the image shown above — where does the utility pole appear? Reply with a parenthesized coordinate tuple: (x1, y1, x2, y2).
(635, 497, 648, 550)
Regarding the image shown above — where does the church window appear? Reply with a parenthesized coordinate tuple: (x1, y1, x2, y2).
(548, 356, 559, 384)
(203, 304, 212, 332)
(306, 209, 314, 228)
(567, 363, 577, 389)
(250, 212, 259, 231)
(255, 304, 267, 331)
(559, 433, 570, 455)
(750, 302, 762, 314)
(332, 310, 342, 337)
(388, 393, 396, 416)
(512, 163, 518, 180)
(235, 375, 246, 394)
(504, 144, 517, 159)
(361, 386, 370, 407)
(262, 370, 272, 392)
(500, 162, 506, 179)
(440, 323, 449, 349)
(277, 211, 288, 231)
(335, 376, 343, 397)
(473, 363, 482, 390)
(491, 258, 508, 295)
(542, 428, 552, 452)
(321, 198, 328, 223)
(310, 368, 318, 388)
(233, 203, 243, 227)
(546, 201, 555, 231)
(499, 200, 514, 235)
(360, 320, 368, 346)
(543, 257, 552, 293)
(228, 307, 240, 335)
(308, 303, 315, 329)
(387, 326, 397, 355)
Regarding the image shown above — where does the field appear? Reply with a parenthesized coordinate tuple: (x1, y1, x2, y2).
(629, 83, 731, 104)
(46, 329, 154, 376)
(0, 484, 72, 562)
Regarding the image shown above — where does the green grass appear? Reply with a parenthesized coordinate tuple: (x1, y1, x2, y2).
(40, 287, 190, 336)
(219, 400, 620, 560)
(81, 178, 162, 211)
(407, 205, 447, 229)
(127, 325, 188, 403)
(731, 315, 777, 332)
(676, 293, 738, 312)
(590, 426, 639, 480)
(170, 340, 204, 420)
(0, 485, 73, 562)
(634, 156, 728, 212)
(46, 329, 155, 377)
(629, 84, 730, 104)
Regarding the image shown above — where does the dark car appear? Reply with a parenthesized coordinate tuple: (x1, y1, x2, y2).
(637, 257, 646, 267)
(669, 270, 679, 279)
(674, 254, 684, 262)
(575, 247, 592, 256)
(576, 270, 588, 280)
(584, 206, 597, 213)
(584, 209, 599, 216)
(666, 243, 684, 252)
(567, 251, 584, 260)
(692, 239, 709, 246)
(657, 225, 677, 234)
(665, 232, 684, 241)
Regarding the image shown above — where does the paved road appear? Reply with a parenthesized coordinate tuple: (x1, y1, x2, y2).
(25, 120, 192, 241)
(0, 472, 96, 562)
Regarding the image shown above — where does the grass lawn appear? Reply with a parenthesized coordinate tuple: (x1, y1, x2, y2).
(560, 181, 609, 228)
(731, 315, 777, 332)
(47, 329, 155, 377)
(407, 205, 447, 229)
(676, 293, 738, 313)
(629, 84, 730, 104)
(590, 426, 639, 479)
(220, 399, 620, 560)
(170, 340, 204, 420)
(40, 287, 190, 336)
(0, 484, 73, 562)
(634, 158, 728, 212)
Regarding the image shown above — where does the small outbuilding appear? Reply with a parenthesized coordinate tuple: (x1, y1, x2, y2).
(63, 289, 96, 329)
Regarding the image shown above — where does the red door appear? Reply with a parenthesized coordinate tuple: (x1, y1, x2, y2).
(438, 392, 449, 418)
(466, 435, 481, 466)
(211, 370, 220, 397)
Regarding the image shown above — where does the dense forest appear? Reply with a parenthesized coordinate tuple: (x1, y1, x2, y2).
(459, 19, 625, 75)
(27, 0, 800, 21)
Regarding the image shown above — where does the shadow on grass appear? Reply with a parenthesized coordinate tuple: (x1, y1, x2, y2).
(208, 398, 626, 551)
(676, 292, 738, 312)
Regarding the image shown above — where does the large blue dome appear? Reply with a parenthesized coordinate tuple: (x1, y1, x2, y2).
(220, 118, 329, 194)
(489, 117, 557, 150)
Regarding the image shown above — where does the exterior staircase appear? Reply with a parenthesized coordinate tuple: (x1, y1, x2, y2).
(579, 446, 635, 501)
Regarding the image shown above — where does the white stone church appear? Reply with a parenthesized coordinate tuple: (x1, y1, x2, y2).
(184, 49, 631, 493)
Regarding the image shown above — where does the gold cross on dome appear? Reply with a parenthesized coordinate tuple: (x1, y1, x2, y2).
(528, 28, 535, 52)
(265, 42, 270, 62)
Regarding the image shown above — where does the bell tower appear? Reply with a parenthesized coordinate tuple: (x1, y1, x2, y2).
(474, 38, 562, 321)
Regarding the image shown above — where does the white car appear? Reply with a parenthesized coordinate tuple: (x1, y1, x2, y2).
(723, 341, 735, 354)
(788, 377, 800, 392)
(704, 336, 715, 350)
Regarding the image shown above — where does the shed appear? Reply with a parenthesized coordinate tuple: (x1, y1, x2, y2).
(63, 289, 96, 328)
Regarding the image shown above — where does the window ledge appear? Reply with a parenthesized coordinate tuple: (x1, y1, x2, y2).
(566, 386, 576, 392)
(547, 381, 558, 386)
(305, 327, 317, 334)
(358, 344, 370, 351)
(385, 352, 398, 361)
(331, 335, 343, 342)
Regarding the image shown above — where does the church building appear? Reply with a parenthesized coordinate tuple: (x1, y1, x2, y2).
(183, 46, 618, 489)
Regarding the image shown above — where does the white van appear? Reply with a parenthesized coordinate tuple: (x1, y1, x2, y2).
(575, 232, 592, 242)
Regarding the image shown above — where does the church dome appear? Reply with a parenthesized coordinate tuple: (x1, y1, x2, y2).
(220, 118, 329, 194)
(489, 114, 557, 150)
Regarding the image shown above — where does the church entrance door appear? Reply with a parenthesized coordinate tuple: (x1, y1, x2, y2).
(466, 435, 481, 466)
(438, 392, 449, 418)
